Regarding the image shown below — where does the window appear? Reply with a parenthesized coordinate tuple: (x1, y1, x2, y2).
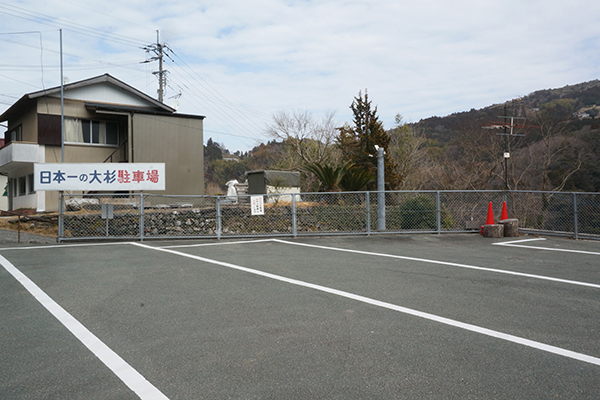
(65, 118, 119, 146)
(18, 176, 26, 196)
(27, 173, 35, 194)
(8, 125, 22, 142)
(106, 121, 119, 145)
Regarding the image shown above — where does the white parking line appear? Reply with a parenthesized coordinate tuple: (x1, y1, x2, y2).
(162, 238, 275, 249)
(0, 242, 131, 251)
(271, 239, 600, 289)
(0, 254, 169, 400)
(131, 242, 600, 367)
(493, 238, 600, 256)
(495, 238, 548, 245)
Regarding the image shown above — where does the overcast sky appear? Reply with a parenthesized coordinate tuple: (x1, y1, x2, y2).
(1, 0, 599, 152)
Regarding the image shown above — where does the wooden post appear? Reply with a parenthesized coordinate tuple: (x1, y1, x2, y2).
(483, 224, 504, 238)
(500, 219, 519, 237)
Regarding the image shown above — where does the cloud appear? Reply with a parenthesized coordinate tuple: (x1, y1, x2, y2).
(1, 0, 599, 151)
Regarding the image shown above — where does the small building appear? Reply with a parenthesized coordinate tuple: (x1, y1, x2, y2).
(0, 74, 205, 212)
(246, 170, 301, 202)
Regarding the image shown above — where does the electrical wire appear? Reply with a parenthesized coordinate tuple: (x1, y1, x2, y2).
(165, 48, 272, 143)
(0, 2, 276, 150)
(0, 2, 143, 47)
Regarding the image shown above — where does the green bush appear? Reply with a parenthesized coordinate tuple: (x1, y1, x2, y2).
(390, 195, 454, 230)
(301, 204, 367, 232)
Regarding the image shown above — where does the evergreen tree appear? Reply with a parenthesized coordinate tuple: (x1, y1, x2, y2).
(337, 90, 400, 189)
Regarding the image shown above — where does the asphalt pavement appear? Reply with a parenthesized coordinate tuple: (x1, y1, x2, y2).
(1, 234, 599, 399)
(0, 228, 57, 244)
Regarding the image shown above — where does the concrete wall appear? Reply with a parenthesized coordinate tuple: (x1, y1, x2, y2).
(132, 114, 204, 195)
(0, 175, 8, 210)
(10, 164, 41, 211)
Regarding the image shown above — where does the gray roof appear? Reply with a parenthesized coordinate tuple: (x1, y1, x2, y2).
(0, 74, 198, 122)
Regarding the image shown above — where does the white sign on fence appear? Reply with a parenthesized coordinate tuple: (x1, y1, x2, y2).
(251, 195, 265, 215)
(34, 163, 166, 191)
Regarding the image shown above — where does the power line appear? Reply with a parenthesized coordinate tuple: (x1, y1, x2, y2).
(0, 30, 47, 98)
(0, 2, 274, 150)
(0, 2, 144, 47)
(170, 48, 270, 121)
(166, 50, 270, 140)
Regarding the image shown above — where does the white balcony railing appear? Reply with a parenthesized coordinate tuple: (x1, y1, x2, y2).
(0, 142, 42, 172)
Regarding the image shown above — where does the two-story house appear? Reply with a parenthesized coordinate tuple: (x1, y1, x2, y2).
(0, 74, 205, 212)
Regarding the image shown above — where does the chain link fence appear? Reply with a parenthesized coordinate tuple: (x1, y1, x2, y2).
(59, 191, 600, 241)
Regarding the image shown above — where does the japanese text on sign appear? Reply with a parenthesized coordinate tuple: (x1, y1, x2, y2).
(251, 195, 265, 216)
(34, 163, 165, 191)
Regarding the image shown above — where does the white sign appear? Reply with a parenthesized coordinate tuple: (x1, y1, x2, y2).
(251, 195, 265, 216)
(34, 163, 166, 191)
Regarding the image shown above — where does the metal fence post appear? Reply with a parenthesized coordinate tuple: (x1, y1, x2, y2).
(292, 194, 297, 237)
(58, 191, 64, 242)
(366, 192, 371, 235)
(436, 191, 441, 234)
(139, 192, 145, 241)
(216, 196, 222, 239)
(573, 192, 579, 240)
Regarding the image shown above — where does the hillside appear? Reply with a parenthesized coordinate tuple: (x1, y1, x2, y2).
(412, 80, 600, 192)
(414, 80, 600, 143)
(205, 80, 600, 193)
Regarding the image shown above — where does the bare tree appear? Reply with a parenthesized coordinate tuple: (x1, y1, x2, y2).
(266, 110, 341, 169)
(511, 135, 583, 191)
(433, 117, 507, 190)
(527, 99, 583, 191)
(388, 114, 429, 189)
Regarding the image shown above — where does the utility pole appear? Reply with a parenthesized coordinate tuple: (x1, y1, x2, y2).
(502, 103, 509, 190)
(156, 30, 164, 103)
(483, 99, 530, 190)
(142, 30, 171, 103)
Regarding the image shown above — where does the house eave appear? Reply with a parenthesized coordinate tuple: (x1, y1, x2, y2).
(1, 74, 177, 123)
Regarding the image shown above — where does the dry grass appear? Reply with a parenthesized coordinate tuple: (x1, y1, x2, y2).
(0, 216, 58, 238)
(205, 181, 224, 196)
(264, 201, 320, 208)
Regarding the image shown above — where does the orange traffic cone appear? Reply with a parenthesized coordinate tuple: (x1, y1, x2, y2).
(501, 201, 508, 220)
(485, 202, 495, 225)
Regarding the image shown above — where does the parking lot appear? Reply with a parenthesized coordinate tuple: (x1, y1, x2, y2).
(1, 234, 599, 399)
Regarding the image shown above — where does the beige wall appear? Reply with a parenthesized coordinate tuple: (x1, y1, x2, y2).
(37, 97, 96, 119)
(47, 144, 123, 164)
(132, 114, 204, 195)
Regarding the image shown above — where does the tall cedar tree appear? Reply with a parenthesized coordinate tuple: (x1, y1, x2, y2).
(337, 90, 400, 190)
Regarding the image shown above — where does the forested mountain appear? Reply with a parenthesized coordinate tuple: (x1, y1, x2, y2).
(205, 81, 600, 194)
(413, 80, 600, 192)
(416, 80, 600, 143)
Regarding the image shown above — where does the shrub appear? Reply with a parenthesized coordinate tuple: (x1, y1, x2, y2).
(391, 195, 454, 230)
